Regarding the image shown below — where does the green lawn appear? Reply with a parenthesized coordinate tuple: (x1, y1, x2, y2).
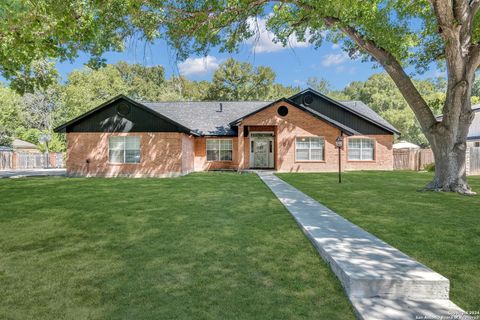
(277, 171, 480, 311)
(0, 173, 355, 320)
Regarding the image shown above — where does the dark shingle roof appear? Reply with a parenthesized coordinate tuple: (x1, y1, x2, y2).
(143, 101, 270, 135)
(54, 91, 398, 136)
(143, 98, 397, 136)
(339, 100, 399, 133)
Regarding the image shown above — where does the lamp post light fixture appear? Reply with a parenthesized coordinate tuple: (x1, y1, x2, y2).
(335, 136, 344, 183)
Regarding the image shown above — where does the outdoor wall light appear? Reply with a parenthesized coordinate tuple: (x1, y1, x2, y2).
(335, 136, 344, 148)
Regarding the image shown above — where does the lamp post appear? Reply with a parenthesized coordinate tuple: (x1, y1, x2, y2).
(335, 136, 344, 183)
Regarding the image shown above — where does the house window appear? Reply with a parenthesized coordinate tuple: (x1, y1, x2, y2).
(108, 136, 141, 164)
(296, 137, 324, 161)
(206, 139, 232, 161)
(348, 138, 375, 161)
(475, 141, 480, 147)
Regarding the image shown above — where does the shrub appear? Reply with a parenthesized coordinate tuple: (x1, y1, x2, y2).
(424, 163, 435, 172)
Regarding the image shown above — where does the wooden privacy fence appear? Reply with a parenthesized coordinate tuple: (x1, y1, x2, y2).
(0, 151, 64, 170)
(0, 151, 13, 170)
(394, 147, 480, 175)
(393, 149, 434, 171)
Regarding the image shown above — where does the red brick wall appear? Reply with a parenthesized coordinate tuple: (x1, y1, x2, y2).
(241, 101, 393, 172)
(65, 102, 393, 176)
(66, 132, 190, 177)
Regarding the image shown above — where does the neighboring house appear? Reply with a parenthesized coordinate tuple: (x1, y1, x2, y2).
(467, 105, 480, 147)
(436, 105, 480, 147)
(54, 89, 399, 177)
(12, 139, 40, 153)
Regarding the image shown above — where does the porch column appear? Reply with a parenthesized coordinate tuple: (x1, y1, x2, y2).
(238, 125, 245, 170)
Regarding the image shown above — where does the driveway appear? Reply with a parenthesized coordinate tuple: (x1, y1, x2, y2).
(0, 169, 66, 178)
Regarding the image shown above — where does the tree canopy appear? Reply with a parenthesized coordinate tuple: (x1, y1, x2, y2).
(0, 0, 162, 82)
(206, 58, 298, 100)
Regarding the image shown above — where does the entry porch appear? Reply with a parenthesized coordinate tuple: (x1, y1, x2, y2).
(238, 125, 277, 170)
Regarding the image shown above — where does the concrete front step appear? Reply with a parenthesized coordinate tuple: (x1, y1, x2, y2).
(256, 172, 469, 318)
(351, 298, 473, 320)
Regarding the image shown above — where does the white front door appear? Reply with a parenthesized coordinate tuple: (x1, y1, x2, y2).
(254, 140, 269, 168)
(250, 133, 274, 168)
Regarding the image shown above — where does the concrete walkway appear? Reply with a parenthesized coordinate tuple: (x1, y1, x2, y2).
(0, 169, 66, 179)
(256, 171, 470, 320)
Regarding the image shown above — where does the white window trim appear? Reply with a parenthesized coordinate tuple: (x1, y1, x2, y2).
(108, 136, 141, 164)
(347, 137, 375, 161)
(206, 138, 233, 162)
(295, 136, 325, 162)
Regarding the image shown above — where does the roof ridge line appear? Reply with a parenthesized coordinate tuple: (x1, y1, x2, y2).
(141, 100, 274, 103)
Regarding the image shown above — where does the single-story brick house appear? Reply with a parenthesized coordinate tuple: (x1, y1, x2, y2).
(54, 89, 399, 177)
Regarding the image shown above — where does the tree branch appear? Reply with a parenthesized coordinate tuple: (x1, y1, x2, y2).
(454, 0, 471, 25)
(468, 43, 480, 75)
(321, 17, 438, 132)
(430, 0, 477, 63)
(430, 0, 455, 30)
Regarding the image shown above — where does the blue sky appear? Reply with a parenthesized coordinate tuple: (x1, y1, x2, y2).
(56, 17, 444, 91)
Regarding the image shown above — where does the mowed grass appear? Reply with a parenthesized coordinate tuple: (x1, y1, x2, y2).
(0, 173, 355, 320)
(277, 171, 480, 310)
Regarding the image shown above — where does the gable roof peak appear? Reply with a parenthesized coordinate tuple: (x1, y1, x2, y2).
(289, 88, 400, 134)
(53, 94, 197, 135)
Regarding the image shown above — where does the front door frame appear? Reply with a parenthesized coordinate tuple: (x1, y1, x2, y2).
(249, 131, 275, 169)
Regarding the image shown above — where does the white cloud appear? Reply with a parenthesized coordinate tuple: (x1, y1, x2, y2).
(331, 43, 340, 49)
(321, 53, 348, 67)
(246, 17, 310, 53)
(178, 55, 220, 76)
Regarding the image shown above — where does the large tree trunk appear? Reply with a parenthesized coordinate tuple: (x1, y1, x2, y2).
(424, 74, 476, 195)
(426, 133, 473, 194)
(320, 2, 480, 194)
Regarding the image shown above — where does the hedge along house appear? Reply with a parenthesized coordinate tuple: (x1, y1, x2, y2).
(54, 89, 399, 177)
